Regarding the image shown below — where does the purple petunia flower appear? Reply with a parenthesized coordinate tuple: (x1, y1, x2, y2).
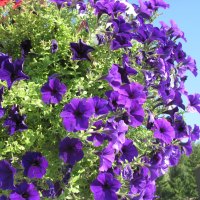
(117, 82, 146, 108)
(98, 145, 115, 172)
(0, 160, 16, 190)
(0, 58, 29, 89)
(51, 39, 58, 53)
(70, 39, 95, 61)
(105, 64, 122, 88)
(22, 152, 48, 179)
(127, 101, 145, 127)
(153, 118, 175, 144)
(3, 105, 28, 135)
(59, 137, 84, 165)
(105, 90, 121, 111)
(110, 33, 132, 51)
(120, 139, 138, 162)
(60, 98, 94, 132)
(187, 93, 200, 113)
(10, 181, 40, 200)
(41, 76, 67, 104)
(90, 172, 121, 200)
(89, 96, 110, 116)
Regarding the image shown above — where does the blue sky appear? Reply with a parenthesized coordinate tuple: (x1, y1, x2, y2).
(130, 0, 200, 126)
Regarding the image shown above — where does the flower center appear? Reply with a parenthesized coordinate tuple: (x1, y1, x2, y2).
(22, 193, 29, 198)
(32, 160, 40, 166)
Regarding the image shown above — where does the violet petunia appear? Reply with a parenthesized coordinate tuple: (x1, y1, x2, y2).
(0, 160, 16, 190)
(90, 172, 121, 200)
(127, 101, 145, 127)
(120, 139, 138, 162)
(3, 105, 28, 135)
(98, 145, 115, 172)
(0, 195, 8, 200)
(0, 58, 29, 89)
(122, 164, 133, 181)
(59, 137, 84, 165)
(110, 33, 132, 51)
(60, 98, 94, 132)
(22, 152, 48, 179)
(10, 181, 40, 200)
(89, 96, 110, 116)
(70, 39, 95, 61)
(187, 93, 200, 113)
(117, 82, 146, 108)
(153, 118, 175, 144)
(41, 76, 67, 105)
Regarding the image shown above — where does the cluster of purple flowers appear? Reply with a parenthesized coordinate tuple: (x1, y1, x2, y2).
(0, 0, 199, 199)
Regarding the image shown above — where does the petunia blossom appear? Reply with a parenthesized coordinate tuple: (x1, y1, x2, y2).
(70, 39, 95, 61)
(10, 181, 40, 200)
(0, 160, 16, 190)
(90, 172, 121, 200)
(59, 137, 84, 165)
(22, 152, 48, 179)
(60, 98, 94, 132)
(41, 76, 67, 105)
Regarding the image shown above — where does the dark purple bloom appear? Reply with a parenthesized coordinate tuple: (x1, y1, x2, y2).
(122, 164, 133, 181)
(59, 137, 84, 165)
(0, 58, 29, 89)
(165, 145, 181, 167)
(180, 140, 192, 156)
(105, 119, 128, 152)
(105, 90, 121, 111)
(190, 124, 200, 141)
(42, 181, 63, 198)
(10, 181, 40, 200)
(127, 101, 145, 127)
(3, 105, 28, 135)
(20, 39, 32, 57)
(111, 0, 127, 16)
(117, 82, 146, 108)
(174, 115, 188, 139)
(22, 152, 48, 179)
(99, 145, 115, 172)
(89, 96, 109, 116)
(111, 16, 132, 35)
(90, 172, 121, 200)
(110, 33, 132, 51)
(120, 139, 138, 162)
(41, 76, 67, 104)
(0, 160, 16, 190)
(182, 56, 198, 77)
(153, 118, 175, 144)
(70, 39, 95, 61)
(51, 39, 58, 53)
(105, 64, 122, 88)
(60, 98, 94, 132)
(187, 93, 200, 113)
